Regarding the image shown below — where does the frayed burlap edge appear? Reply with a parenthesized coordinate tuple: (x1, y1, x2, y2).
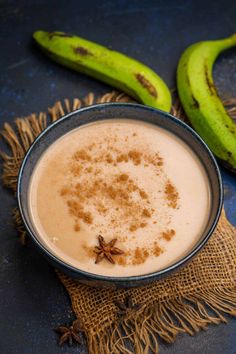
(1, 91, 236, 354)
(58, 275, 236, 354)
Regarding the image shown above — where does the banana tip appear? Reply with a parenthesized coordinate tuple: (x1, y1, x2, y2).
(32, 30, 46, 41)
(231, 33, 236, 41)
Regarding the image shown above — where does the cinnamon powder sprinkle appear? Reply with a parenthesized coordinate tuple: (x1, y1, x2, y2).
(153, 243, 162, 256)
(61, 160, 153, 231)
(162, 229, 176, 241)
(116, 154, 128, 163)
(85, 166, 93, 173)
(165, 180, 179, 209)
(128, 150, 142, 165)
(58, 137, 180, 265)
(60, 187, 70, 196)
(139, 190, 148, 199)
(142, 208, 151, 218)
(117, 173, 129, 182)
(129, 224, 138, 232)
(131, 243, 164, 264)
(67, 200, 93, 224)
(73, 149, 91, 161)
(70, 164, 82, 176)
(117, 256, 127, 266)
(132, 247, 149, 265)
(74, 223, 81, 232)
(106, 154, 113, 163)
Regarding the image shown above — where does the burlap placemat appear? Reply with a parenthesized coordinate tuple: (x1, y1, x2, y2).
(1, 91, 236, 354)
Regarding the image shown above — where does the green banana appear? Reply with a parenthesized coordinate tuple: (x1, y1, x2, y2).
(177, 35, 236, 172)
(33, 31, 171, 112)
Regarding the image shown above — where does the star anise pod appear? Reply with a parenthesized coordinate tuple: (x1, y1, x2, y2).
(94, 235, 124, 264)
(114, 297, 142, 320)
(55, 319, 84, 346)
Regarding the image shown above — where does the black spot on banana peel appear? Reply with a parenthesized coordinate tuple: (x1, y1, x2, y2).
(204, 64, 216, 95)
(135, 73, 157, 98)
(74, 47, 93, 56)
(191, 95, 200, 109)
(177, 34, 236, 173)
(33, 30, 171, 112)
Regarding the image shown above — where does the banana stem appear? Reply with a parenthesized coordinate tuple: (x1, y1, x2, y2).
(214, 34, 236, 51)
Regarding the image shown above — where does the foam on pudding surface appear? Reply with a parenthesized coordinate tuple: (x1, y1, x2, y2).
(29, 119, 210, 276)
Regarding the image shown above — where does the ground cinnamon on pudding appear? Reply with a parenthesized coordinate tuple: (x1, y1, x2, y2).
(117, 173, 129, 182)
(73, 149, 91, 161)
(116, 153, 129, 163)
(139, 190, 148, 199)
(165, 180, 179, 209)
(153, 243, 162, 256)
(129, 224, 139, 232)
(74, 223, 81, 232)
(132, 247, 150, 265)
(128, 150, 142, 165)
(60, 187, 70, 196)
(162, 229, 176, 241)
(106, 153, 113, 163)
(70, 164, 82, 176)
(142, 208, 151, 217)
(58, 133, 181, 267)
(85, 166, 93, 173)
(67, 200, 93, 224)
(117, 255, 127, 266)
(145, 152, 164, 168)
(130, 243, 164, 265)
(60, 151, 158, 232)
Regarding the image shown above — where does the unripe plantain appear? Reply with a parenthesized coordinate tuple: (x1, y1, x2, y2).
(33, 31, 171, 112)
(177, 35, 236, 172)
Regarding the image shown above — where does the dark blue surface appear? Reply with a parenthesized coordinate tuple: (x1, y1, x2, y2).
(0, 0, 235, 353)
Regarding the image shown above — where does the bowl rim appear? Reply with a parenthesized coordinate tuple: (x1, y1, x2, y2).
(17, 102, 223, 283)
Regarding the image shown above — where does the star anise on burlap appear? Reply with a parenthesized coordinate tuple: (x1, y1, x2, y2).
(55, 319, 84, 346)
(94, 235, 124, 264)
(114, 297, 142, 321)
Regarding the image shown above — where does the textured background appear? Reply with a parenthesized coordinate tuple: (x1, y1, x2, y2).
(0, 0, 235, 353)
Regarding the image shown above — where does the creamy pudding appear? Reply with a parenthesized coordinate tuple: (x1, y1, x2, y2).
(29, 119, 210, 276)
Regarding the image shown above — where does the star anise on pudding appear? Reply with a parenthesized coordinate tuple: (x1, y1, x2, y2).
(114, 297, 142, 320)
(94, 235, 124, 264)
(55, 319, 84, 346)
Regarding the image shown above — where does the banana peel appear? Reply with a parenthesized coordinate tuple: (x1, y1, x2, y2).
(177, 35, 236, 173)
(33, 31, 171, 112)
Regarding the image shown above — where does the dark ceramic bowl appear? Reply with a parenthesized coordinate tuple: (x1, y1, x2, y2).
(17, 103, 223, 288)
